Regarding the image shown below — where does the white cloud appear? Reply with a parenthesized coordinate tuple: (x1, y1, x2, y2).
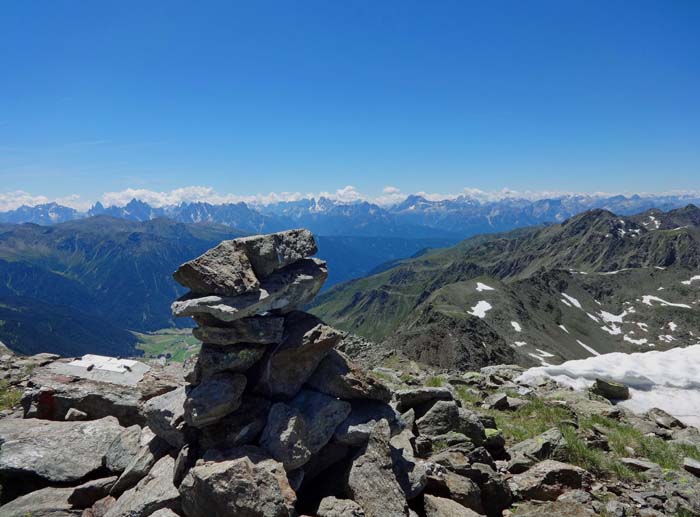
(0, 191, 51, 211)
(382, 185, 400, 194)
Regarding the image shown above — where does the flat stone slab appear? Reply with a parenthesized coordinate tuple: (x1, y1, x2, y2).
(47, 354, 150, 386)
(22, 358, 181, 427)
(172, 258, 327, 322)
(0, 416, 124, 484)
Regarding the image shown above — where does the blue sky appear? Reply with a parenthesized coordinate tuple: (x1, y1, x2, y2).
(1, 0, 699, 208)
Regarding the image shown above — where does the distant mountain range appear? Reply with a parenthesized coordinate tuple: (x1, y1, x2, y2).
(2, 194, 700, 361)
(311, 205, 700, 370)
(3, 193, 700, 238)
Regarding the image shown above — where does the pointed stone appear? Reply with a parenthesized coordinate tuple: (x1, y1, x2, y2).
(255, 311, 342, 399)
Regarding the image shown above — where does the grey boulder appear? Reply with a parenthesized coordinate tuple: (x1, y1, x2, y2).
(184, 372, 247, 428)
(104, 455, 180, 517)
(424, 494, 481, 517)
(199, 396, 271, 450)
(346, 420, 408, 517)
(334, 400, 403, 446)
(179, 447, 295, 517)
(395, 387, 454, 414)
(317, 496, 365, 517)
(0, 416, 123, 484)
(236, 228, 318, 277)
(173, 239, 260, 296)
(260, 390, 351, 470)
(142, 386, 187, 448)
(255, 311, 342, 399)
(510, 460, 592, 501)
(591, 378, 630, 400)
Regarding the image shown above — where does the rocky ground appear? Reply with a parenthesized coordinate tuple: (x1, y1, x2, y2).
(1, 230, 700, 517)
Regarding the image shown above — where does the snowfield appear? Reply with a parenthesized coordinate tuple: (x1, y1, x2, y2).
(518, 345, 700, 427)
(468, 300, 492, 318)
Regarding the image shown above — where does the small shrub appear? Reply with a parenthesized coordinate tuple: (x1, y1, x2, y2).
(0, 381, 22, 411)
(424, 376, 445, 388)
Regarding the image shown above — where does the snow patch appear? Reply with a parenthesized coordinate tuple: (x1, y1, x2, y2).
(559, 325, 570, 334)
(642, 296, 692, 309)
(511, 321, 522, 332)
(681, 275, 700, 286)
(517, 345, 700, 427)
(624, 335, 648, 345)
(561, 293, 582, 309)
(476, 282, 495, 292)
(468, 300, 492, 318)
(576, 340, 600, 357)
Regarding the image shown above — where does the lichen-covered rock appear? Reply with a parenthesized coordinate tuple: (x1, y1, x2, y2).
(179, 447, 295, 517)
(307, 350, 391, 403)
(0, 477, 117, 517)
(259, 403, 311, 470)
(183, 372, 246, 428)
(235, 228, 318, 278)
(104, 425, 143, 474)
(390, 428, 430, 500)
(192, 316, 284, 345)
(508, 428, 568, 473)
(189, 343, 266, 383)
(110, 433, 171, 496)
(173, 239, 260, 296)
(424, 494, 481, 516)
(346, 420, 408, 517)
(395, 387, 454, 414)
(511, 460, 592, 501)
(317, 496, 365, 517)
(591, 378, 630, 400)
(416, 401, 485, 446)
(425, 471, 482, 513)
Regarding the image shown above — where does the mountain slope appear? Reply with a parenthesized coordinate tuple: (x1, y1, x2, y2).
(311, 206, 700, 369)
(0, 295, 137, 357)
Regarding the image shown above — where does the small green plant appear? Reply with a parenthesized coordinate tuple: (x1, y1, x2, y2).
(424, 376, 445, 388)
(455, 385, 482, 406)
(487, 397, 574, 443)
(0, 380, 22, 411)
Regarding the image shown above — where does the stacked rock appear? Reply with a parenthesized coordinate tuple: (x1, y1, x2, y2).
(160, 229, 400, 516)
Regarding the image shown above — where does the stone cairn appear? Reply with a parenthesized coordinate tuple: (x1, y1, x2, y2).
(151, 229, 413, 516)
